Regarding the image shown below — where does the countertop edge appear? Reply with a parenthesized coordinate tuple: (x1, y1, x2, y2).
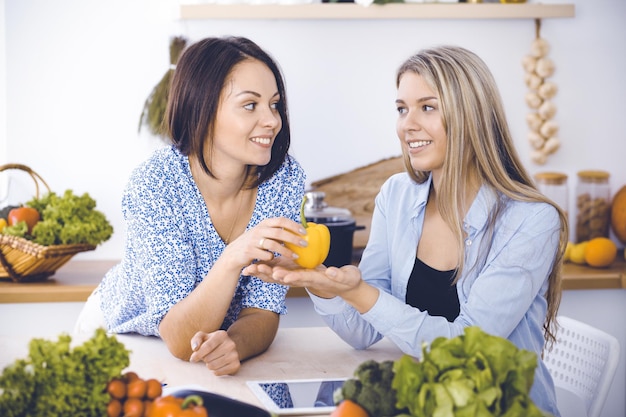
(1, 258, 624, 303)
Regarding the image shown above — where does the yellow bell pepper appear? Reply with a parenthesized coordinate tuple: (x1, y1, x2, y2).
(286, 196, 331, 269)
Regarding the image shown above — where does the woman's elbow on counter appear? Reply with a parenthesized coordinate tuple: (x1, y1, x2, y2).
(163, 337, 193, 361)
(350, 341, 372, 350)
(340, 331, 381, 351)
(159, 326, 193, 361)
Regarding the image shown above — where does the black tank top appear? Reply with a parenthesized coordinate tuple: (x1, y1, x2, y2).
(405, 257, 460, 322)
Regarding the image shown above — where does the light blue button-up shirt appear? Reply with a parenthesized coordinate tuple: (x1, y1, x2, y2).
(309, 172, 561, 416)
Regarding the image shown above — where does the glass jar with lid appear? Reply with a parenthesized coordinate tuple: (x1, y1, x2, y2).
(534, 172, 569, 217)
(575, 170, 611, 242)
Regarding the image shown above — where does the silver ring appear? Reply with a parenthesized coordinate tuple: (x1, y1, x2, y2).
(259, 238, 266, 249)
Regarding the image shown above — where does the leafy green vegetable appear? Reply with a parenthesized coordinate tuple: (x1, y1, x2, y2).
(0, 328, 130, 417)
(6, 189, 113, 246)
(337, 327, 551, 417)
(392, 327, 548, 417)
(2, 221, 28, 238)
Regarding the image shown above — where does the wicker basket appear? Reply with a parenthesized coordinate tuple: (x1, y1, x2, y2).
(0, 163, 96, 282)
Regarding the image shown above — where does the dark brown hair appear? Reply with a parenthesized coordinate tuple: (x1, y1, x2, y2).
(166, 36, 291, 188)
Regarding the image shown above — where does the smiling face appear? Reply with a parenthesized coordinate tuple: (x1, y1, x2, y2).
(395, 71, 448, 182)
(211, 59, 282, 169)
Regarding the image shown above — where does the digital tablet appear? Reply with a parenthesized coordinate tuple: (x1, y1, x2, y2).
(246, 378, 349, 415)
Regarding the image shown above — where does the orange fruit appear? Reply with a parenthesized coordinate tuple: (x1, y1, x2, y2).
(584, 237, 617, 267)
(611, 185, 626, 244)
(330, 400, 369, 417)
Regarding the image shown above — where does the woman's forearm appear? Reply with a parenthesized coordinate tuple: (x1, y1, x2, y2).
(227, 308, 280, 361)
(159, 256, 244, 359)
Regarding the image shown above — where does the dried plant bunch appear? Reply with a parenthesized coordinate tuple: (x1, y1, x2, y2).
(138, 36, 188, 138)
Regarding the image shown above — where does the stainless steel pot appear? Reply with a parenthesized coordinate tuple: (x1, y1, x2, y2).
(304, 191, 365, 267)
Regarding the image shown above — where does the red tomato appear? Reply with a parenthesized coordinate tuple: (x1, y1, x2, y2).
(8, 207, 40, 234)
(145, 379, 163, 400)
(123, 398, 145, 417)
(124, 371, 140, 383)
(127, 379, 147, 399)
(107, 399, 123, 417)
(107, 378, 127, 400)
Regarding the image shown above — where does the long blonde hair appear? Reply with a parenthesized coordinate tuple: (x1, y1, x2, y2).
(396, 45, 567, 347)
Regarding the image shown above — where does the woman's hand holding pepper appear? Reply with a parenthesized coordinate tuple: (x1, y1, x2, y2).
(300, 266, 379, 314)
(221, 217, 307, 271)
(245, 195, 331, 271)
(245, 263, 378, 312)
(277, 265, 362, 297)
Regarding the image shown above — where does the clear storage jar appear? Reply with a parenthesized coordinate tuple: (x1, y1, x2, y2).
(534, 172, 569, 217)
(575, 170, 611, 242)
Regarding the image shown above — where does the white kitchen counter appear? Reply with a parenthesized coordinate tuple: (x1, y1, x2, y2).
(0, 326, 402, 417)
(0, 285, 623, 417)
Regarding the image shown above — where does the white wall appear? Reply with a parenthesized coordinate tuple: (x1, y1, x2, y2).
(0, 0, 6, 183)
(2, 0, 625, 261)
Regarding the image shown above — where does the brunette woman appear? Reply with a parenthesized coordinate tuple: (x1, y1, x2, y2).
(76, 36, 308, 376)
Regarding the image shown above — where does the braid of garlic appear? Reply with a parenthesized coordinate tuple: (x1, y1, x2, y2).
(524, 19, 560, 165)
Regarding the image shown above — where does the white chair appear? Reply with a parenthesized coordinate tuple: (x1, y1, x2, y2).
(544, 316, 620, 417)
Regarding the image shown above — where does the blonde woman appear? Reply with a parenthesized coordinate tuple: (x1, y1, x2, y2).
(245, 45, 567, 415)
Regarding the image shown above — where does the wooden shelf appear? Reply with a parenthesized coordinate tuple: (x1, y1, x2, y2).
(179, 3, 575, 20)
(561, 258, 626, 291)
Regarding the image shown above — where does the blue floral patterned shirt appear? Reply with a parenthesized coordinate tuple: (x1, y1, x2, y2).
(98, 146, 306, 336)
